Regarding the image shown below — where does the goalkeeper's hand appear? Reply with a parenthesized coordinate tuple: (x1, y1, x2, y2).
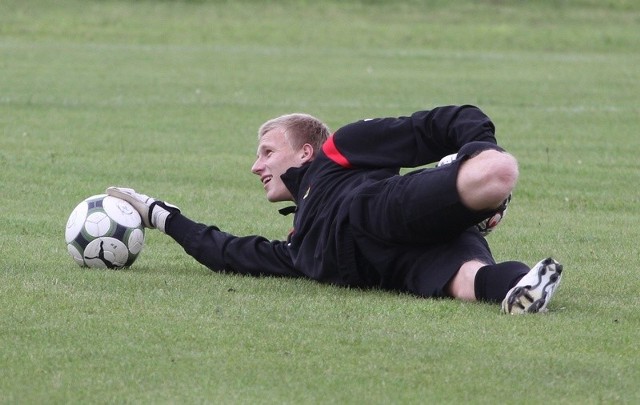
(106, 187, 180, 233)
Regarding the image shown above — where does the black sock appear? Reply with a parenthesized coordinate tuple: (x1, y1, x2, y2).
(474, 261, 530, 302)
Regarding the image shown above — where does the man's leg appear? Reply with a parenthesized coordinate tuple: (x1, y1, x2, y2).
(350, 141, 526, 299)
(446, 260, 485, 301)
(447, 260, 529, 301)
(447, 257, 563, 315)
(377, 229, 496, 298)
(457, 147, 518, 212)
(349, 142, 515, 246)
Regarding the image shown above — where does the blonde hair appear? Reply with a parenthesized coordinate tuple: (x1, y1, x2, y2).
(258, 113, 330, 156)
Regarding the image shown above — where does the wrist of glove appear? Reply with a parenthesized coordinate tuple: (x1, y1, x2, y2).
(106, 187, 180, 233)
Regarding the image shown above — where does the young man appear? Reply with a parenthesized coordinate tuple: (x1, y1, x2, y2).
(108, 105, 563, 314)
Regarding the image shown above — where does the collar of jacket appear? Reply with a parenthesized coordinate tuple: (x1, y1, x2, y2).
(278, 163, 311, 215)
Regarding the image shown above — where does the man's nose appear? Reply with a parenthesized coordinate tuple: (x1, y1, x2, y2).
(251, 158, 263, 174)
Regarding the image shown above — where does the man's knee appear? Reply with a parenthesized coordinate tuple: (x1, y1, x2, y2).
(457, 150, 518, 211)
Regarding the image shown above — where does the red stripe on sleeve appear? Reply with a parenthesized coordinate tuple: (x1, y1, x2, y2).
(322, 135, 352, 168)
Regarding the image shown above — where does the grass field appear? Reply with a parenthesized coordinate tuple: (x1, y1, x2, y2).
(1, 0, 639, 403)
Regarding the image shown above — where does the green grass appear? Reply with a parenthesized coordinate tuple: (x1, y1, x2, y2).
(1, 0, 640, 403)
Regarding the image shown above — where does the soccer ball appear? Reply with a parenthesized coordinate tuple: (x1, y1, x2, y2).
(65, 194, 145, 269)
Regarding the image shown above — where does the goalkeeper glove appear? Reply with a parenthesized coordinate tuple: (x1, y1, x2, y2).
(105, 187, 180, 233)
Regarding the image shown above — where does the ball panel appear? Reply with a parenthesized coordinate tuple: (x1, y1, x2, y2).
(127, 228, 145, 255)
(84, 212, 113, 237)
(83, 237, 130, 269)
(65, 201, 89, 243)
(67, 244, 85, 267)
(103, 196, 142, 228)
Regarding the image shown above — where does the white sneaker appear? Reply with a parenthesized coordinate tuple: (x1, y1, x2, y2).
(501, 258, 563, 314)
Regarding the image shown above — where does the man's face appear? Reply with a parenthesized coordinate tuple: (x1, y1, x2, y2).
(251, 128, 306, 202)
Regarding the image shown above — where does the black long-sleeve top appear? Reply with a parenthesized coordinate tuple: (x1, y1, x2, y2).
(165, 105, 497, 287)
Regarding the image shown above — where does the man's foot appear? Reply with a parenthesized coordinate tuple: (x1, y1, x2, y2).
(501, 258, 563, 314)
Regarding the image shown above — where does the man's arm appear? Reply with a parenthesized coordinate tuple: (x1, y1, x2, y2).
(323, 105, 497, 169)
(166, 213, 299, 278)
(106, 187, 299, 278)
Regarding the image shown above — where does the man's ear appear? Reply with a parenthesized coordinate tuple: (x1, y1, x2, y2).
(300, 143, 314, 163)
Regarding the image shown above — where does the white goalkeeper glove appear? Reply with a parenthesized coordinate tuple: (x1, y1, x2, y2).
(106, 187, 180, 233)
(436, 153, 458, 167)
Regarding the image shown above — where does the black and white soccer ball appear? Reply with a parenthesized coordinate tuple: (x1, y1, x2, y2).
(65, 194, 145, 269)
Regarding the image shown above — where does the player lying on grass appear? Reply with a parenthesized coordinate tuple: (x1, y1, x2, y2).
(109, 104, 563, 314)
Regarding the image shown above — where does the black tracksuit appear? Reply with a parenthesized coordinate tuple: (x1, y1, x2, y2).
(166, 105, 501, 297)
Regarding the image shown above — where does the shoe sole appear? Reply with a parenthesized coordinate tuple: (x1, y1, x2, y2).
(502, 258, 563, 314)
